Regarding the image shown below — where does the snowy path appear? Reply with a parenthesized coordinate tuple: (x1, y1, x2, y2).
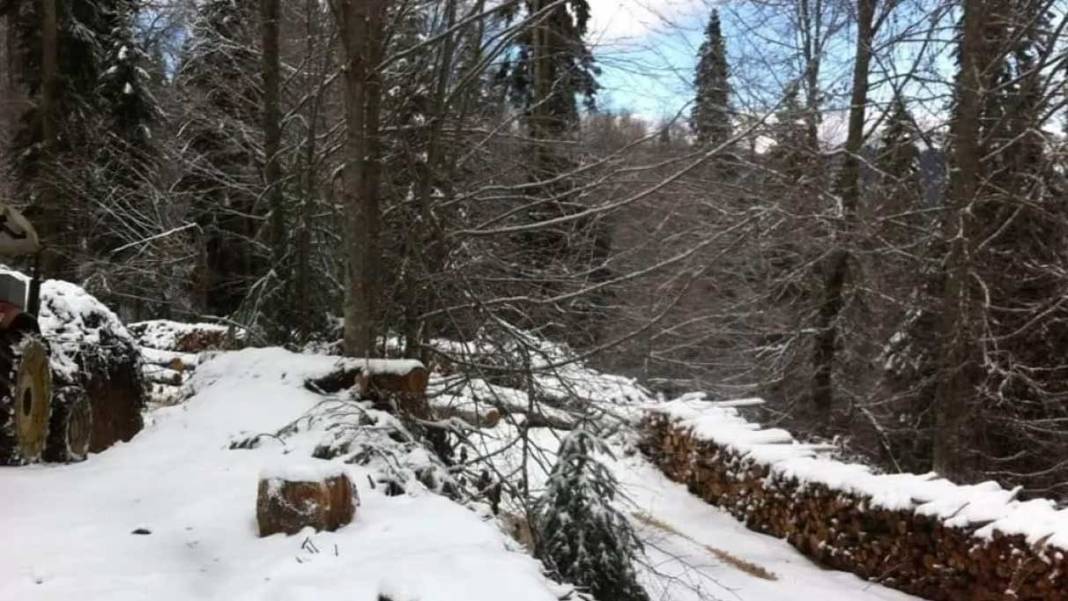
(616, 457, 921, 601)
(0, 349, 557, 601)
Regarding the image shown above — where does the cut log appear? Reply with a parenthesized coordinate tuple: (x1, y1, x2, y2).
(433, 404, 501, 428)
(257, 465, 356, 537)
(306, 360, 430, 419)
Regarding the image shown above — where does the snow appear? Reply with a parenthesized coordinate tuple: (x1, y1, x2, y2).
(348, 357, 425, 376)
(653, 396, 1068, 551)
(37, 278, 139, 381)
(0, 348, 559, 601)
(0, 338, 973, 600)
(259, 460, 348, 483)
(451, 411, 918, 600)
(617, 457, 920, 601)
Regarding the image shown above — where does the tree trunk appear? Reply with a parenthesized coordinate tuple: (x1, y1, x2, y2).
(5, 4, 16, 89)
(933, 0, 986, 480)
(261, 0, 288, 343)
(333, 0, 385, 358)
(810, 0, 877, 423)
(39, 0, 64, 277)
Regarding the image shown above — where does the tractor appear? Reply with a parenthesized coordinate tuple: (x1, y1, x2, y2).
(0, 203, 91, 465)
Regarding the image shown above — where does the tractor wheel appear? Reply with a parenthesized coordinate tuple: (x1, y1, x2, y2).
(0, 331, 52, 465)
(45, 385, 92, 463)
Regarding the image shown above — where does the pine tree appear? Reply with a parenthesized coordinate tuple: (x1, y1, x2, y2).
(691, 9, 730, 147)
(506, 0, 599, 139)
(933, 0, 1068, 488)
(7, 0, 160, 293)
(500, 0, 608, 348)
(877, 97, 920, 189)
(533, 427, 649, 601)
(766, 83, 813, 184)
(174, 0, 263, 318)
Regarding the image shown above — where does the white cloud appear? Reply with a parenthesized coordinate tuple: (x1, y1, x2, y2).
(587, 0, 707, 45)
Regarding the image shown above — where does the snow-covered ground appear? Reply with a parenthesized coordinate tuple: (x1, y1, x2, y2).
(1, 347, 919, 601)
(619, 458, 918, 601)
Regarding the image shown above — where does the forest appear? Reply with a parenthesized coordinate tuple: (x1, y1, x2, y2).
(2, 0, 1068, 594)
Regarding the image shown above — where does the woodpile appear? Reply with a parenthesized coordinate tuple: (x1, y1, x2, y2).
(128, 320, 241, 354)
(640, 411, 1068, 600)
(130, 322, 226, 405)
(256, 466, 356, 537)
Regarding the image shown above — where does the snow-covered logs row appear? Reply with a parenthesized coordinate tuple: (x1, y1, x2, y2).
(640, 397, 1068, 601)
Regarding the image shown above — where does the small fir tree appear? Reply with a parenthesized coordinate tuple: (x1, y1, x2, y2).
(533, 427, 649, 601)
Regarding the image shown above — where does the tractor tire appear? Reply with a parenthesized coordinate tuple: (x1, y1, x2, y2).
(44, 385, 92, 463)
(0, 331, 52, 465)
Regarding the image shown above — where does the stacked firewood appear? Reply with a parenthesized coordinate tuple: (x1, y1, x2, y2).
(130, 320, 241, 405)
(641, 412, 1068, 601)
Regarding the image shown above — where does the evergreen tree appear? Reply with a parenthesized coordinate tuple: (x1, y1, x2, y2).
(7, 0, 159, 291)
(931, 0, 1068, 488)
(766, 83, 814, 184)
(506, 0, 599, 139)
(691, 9, 730, 147)
(174, 0, 263, 318)
(877, 97, 920, 188)
(533, 427, 649, 601)
(500, 0, 608, 348)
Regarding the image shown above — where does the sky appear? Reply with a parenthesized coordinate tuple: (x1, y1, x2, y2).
(584, 0, 711, 122)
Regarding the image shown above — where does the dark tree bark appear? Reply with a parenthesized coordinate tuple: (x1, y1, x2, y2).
(333, 0, 386, 357)
(260, 0, 288, 343)
(810, 0, 877, 423)
(37, 0, 64, 277)
(934, 0, 987, 479)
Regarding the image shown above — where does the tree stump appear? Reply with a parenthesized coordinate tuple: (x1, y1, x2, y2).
(256, 465, 356, 537)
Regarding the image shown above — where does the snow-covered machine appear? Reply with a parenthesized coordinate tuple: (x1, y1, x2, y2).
(0, 204, 90, 465)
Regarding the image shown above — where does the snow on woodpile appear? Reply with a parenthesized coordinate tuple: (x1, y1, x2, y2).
(39, 279, 145, 452)
(642, 397, 1068, 600)
(129, 319, 241, 353)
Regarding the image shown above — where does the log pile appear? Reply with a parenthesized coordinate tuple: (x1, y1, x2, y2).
(128, 320, 242, 354)
(640, 405, 1068, 601)
(256, 465, 357, 537)
(129, 321, 232, 405)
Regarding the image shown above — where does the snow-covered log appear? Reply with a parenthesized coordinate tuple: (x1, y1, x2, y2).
(305, 359, 430, 419)
(641, 400, 1068, 600)
(256, 464, 356, 537)
(40, 280, 145, 454)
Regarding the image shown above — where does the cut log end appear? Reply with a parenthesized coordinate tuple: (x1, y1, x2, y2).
(256, 471, 356, 537)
